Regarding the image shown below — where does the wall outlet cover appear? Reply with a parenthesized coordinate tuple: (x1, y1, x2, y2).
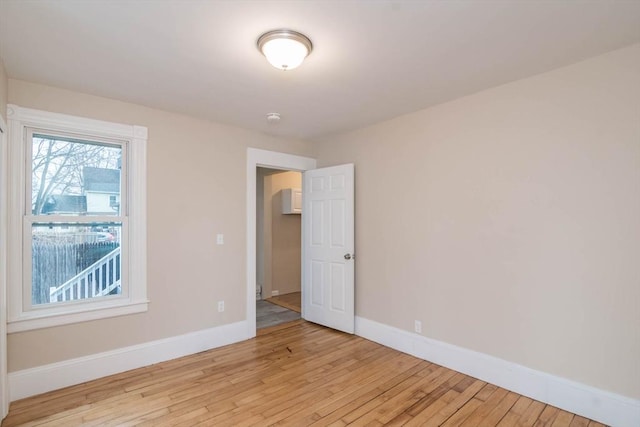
(414, 320, 422, 334)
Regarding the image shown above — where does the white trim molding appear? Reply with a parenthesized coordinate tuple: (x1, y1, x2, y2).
(6, 105, 148, 332)
(0, 113, 10, 420)
(9, 320, 251, 401)
(355, 316, 640, 427)
(246, 148, 316, 338)
(7, 302, 148, 333)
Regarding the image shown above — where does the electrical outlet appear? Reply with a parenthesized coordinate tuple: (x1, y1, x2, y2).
(414, 320, 422, 334)
(216, 233, 224, 245)
(218, 301, 225, 312)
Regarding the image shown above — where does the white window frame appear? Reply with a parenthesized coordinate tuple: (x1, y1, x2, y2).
(6, 105, 148, 333)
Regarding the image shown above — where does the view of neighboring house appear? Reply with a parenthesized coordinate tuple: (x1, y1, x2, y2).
(83, 167, 120, 215)
(38, 167, 120, 216)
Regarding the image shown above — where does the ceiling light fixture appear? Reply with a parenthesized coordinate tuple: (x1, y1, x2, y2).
(257, 29, 313, 71)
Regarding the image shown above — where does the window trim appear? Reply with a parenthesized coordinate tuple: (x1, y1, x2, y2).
(6, 105, 148, 333)
(1, 112, 10, 418)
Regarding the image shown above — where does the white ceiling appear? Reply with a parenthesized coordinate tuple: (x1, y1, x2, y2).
(1, 1, 639, 141)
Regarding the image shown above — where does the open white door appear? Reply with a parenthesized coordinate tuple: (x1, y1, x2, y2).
(302, 164, 354, 334)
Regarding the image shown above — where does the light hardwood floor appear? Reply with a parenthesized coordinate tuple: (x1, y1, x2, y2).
(265, 291, 301, 313)
(3, 321, 604, 427)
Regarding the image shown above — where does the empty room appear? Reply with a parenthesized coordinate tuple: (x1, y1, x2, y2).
(0, 1, 638, 426)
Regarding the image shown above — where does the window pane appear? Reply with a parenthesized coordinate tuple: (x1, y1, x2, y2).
(31, 133, 122, 216)
(31, 222, 122, 305)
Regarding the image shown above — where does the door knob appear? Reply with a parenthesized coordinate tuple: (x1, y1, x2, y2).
(344, 253, 354, 260)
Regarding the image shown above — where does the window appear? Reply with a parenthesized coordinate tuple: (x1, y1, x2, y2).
(7, 105, 147, 332)
(29, 131, 124, 306)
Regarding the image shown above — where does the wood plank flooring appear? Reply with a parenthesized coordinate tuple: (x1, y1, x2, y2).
(2, 321, 605, 427)
(265, 291, 301, 313)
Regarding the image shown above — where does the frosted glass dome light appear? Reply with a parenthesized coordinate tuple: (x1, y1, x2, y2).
(258, 29, 313, 71)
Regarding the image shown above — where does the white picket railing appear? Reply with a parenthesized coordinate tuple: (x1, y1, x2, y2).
(49, 247, 121, 302)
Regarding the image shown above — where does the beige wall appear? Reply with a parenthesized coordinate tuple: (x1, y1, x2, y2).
(258, 170, 302, 298)
(7, 79, 313, 371)
(256, 168, 268, 299)
(314, 44, 640, 399)
(270, 172, 302, 296)
(258, 168, 276, 299)
(0, 57, 7, 120)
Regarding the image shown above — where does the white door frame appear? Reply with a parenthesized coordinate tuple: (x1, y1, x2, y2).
(0, 113, 9, 419)
(246, 148, 316, 337)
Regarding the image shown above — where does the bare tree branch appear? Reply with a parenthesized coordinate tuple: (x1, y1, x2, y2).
(31, 137, 121, 214)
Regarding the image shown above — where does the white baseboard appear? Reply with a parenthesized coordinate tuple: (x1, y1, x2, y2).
(9, 320, 251, 401)
(355, 316, 640, 427)
(8, 317, 639, 426)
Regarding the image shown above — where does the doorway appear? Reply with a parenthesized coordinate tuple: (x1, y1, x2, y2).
(256, 167, 302, 329)
(246, 149, 355, 336)
(245, 149, 316, 337)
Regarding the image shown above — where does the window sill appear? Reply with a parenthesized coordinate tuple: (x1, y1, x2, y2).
(7, 300, 149, 333)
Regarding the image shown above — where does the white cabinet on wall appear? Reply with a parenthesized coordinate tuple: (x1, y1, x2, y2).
(282, 188, 302, 214)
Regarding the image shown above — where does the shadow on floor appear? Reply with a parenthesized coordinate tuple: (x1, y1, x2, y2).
(264, 291, 301, 313)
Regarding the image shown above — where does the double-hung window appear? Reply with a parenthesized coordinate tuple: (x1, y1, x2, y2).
(7, 105, 147, 332)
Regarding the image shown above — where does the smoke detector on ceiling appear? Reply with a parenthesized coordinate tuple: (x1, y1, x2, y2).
(266, 112, 281, 124)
